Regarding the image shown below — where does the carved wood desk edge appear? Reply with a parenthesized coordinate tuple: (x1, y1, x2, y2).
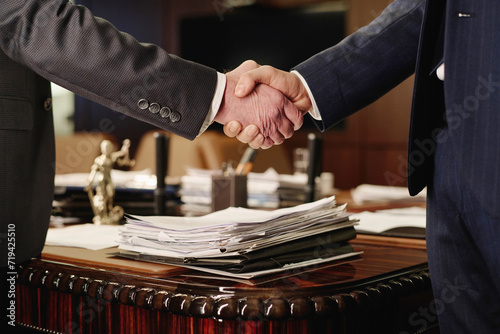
(16, 258, 430, 321)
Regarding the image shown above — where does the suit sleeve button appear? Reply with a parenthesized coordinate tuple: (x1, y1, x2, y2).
(149, 102, 161, 114)
(137, 99, 149, 110)
(160, 107, 171, 118)
(169, 111, 181, 123)
(44, 98, 52, 111)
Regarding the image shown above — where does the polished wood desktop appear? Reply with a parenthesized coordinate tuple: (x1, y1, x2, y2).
(15, 233, 437, 334)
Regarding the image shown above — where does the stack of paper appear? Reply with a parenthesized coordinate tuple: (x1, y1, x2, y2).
(179, 168, 308, 214)
(117, 196, 361, 278)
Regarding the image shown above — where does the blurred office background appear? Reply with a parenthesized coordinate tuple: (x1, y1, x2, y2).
(52, 0, 414, 190)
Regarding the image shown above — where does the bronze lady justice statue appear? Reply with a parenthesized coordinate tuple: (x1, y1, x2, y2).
(85, 139, 135, 225)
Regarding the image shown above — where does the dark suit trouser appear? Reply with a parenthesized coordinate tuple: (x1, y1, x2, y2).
(426, 126, 500, 333)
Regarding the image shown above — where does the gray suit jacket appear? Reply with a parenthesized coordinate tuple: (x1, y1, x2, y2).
(0, 0, 217, 264)
(295, 0, 500, 219)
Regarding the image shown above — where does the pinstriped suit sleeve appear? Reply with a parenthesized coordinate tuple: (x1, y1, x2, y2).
(294, 0, 425, 131)
(0, 0, 217, 140)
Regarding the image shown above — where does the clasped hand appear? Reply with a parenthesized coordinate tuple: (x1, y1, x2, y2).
(214, 60, 312, 149)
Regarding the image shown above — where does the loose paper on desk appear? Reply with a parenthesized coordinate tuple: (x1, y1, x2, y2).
(45, 224, 121, 250)
(351, 184, 426, 204)
(352, 207, 426, 234)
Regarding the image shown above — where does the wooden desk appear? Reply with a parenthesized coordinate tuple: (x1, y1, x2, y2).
(15, 236, 437, 334)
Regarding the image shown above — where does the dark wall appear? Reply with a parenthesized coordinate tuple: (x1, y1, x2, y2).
(179, 4, 345, 131)
(73, 0, 164, 153)
(180, 5, 344, 72)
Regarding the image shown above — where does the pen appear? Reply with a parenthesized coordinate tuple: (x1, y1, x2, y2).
(235, 147, 258, 175)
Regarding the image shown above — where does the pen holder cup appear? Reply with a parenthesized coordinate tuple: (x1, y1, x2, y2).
(211, 175, 248, 212)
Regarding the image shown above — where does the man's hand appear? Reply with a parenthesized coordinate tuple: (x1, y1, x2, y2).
(223, 60, 313, 147)
(215, 60, 303, 149)
(234, 61, 313, 113)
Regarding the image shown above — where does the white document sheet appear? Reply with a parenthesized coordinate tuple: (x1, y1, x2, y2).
(352, 207, 426, 234)
(45, 224, 121, 250)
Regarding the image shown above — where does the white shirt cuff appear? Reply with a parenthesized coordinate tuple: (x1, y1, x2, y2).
(291, 70, 322, 121)
(436, 63, 445, 81)
(197, 72, 226, 136)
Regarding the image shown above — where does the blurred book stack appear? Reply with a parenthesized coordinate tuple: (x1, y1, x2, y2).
(52, 169, 180, 221)
(179, 167, 329, 216)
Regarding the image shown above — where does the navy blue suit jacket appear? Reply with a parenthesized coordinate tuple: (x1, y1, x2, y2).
(295, 0, 500, 219)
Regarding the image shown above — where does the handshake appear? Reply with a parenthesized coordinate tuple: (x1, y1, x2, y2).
(214, 60, 313, 150)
